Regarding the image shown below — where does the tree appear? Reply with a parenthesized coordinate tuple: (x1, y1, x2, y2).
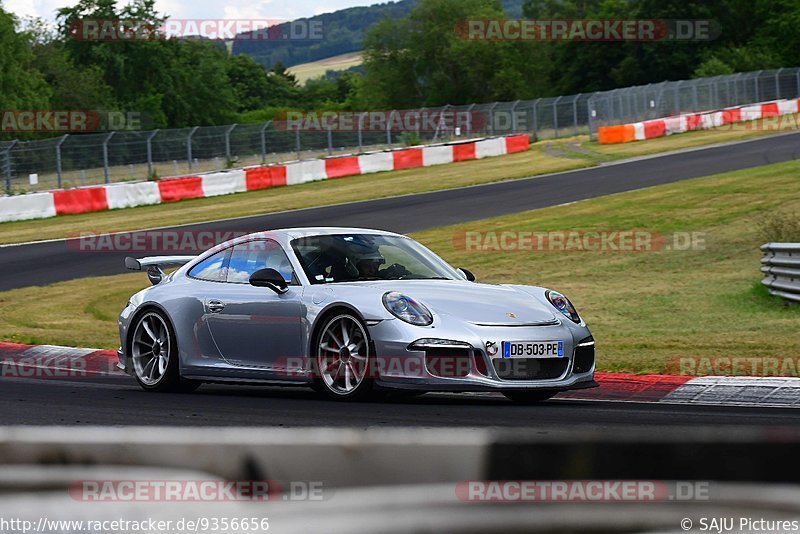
(0, 7, 51, 112)
(362, 0, 551, 108)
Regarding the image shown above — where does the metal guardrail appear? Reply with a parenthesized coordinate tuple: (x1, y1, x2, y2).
(761, 242, 800, 303)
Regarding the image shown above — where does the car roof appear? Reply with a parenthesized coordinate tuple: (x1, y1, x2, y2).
(210, 227, 407, 252)
(277, 227, 405, 240)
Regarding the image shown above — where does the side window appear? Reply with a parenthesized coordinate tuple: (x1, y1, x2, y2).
(187, 249, 230, 282)
(226, 240, 298, 284)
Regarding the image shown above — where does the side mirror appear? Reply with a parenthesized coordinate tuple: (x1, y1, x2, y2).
(458, 268, 476, 282)
(249, 268, 289, 294)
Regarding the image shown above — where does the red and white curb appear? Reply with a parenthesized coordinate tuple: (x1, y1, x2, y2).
(0, 135, 529, 224)
(597, 98, 800, 144)
(0, 342, 118, 377)
(3, 342, 798, 407)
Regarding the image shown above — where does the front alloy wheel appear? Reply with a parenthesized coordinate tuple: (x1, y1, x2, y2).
(315, 313, 373, 400)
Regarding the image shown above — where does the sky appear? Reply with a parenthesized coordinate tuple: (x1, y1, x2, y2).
(4, 0, 382, 23)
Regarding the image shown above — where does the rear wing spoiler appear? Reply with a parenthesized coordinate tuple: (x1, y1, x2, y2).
(125, 255, 195, 285)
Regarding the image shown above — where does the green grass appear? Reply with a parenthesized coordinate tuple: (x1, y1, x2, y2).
(1, 159, 798, 375)
(413, 160, 800, 373)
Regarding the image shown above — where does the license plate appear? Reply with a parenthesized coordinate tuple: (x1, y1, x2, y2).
(502, 340, 564, 359)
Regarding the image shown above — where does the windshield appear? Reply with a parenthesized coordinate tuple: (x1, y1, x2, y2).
(291, 234, 461, 284)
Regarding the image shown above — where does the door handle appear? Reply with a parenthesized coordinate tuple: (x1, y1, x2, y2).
(207, 299, 226, 313)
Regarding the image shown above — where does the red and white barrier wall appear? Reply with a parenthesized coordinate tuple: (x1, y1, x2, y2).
(0, 135, 529, 224)
(597, 98, 800, 144)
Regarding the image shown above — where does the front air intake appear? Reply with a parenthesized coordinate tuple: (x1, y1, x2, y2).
(573, 336, 595, 374)
(424, 348, 472, 378)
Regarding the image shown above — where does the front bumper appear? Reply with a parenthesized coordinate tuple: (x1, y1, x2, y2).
(368, 317, 597, 392)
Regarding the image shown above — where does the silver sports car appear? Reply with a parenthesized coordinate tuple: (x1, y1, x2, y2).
(118, 227, 596, 403)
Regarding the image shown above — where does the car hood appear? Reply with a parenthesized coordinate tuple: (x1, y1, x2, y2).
(339, 280, 559, 325)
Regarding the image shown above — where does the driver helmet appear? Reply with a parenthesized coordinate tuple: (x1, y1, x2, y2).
(355, 248, 385, 264)
(350, 244, 386, 273)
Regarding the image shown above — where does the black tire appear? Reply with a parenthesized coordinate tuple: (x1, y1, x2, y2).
(130, 309, 200, 393)
(312, 311, 375, 401)
(503, 390, 558, 404)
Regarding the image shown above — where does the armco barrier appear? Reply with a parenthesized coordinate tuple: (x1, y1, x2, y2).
(0, 192, 56, 222)
(53, 187, 108, 215)
(0, 134, 530, 224)
(156, 175, 204, 203)
(761, 242, 800, 303)
(598, 98, 800, 144)
(393, 148, 424, 170)
(105, 181, 160, 210)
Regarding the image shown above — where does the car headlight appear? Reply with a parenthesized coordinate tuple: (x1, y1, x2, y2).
(382, 292, 433, 326)
(546, 290, 581, 324)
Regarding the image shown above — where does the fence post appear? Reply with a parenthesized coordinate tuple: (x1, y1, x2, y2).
(3, 140, 17, 194)
(754, 70, 762, 102)
(55, 134, 68, 189)
(259, 122, 270, 164)
(553, 96, 563, 138)
(224, 124, 237, 163)
(796, 69, 800, 98)
(488, 102, 498, 135)
(572, 94, 581, 131)
(146, 129, 159, 178)
(734, 73, 742, 104)
(357, 113, 365, 151)
(531, 98, 540, 136)
(692, 83, 698, 111)
(794, 69, 800, 97)
(295, 124, 301, 160)
(775, 68, 783, 100)
(326, 125, 333, 156)
(386, 110, 396, 145)
(510, 100, 520, 132)
(102, 131, 115, 184)
(432, 105, 449, 142)
(186, 126, 198, 171)
(709, 76, 720, 109)
(465, 104, 475, 136)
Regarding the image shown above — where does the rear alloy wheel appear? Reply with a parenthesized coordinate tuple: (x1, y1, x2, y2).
(503, 390, 558, 404)
(315, 313, 373, 400)
(131, 310, 199, 393)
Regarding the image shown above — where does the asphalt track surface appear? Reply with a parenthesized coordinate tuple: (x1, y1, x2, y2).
(2, 131, 800, 291)
(3, 374, 800, 427)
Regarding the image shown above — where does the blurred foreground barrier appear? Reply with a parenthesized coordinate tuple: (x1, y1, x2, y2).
(761, 242, 800, 303)
(2, 426, 800, 485)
